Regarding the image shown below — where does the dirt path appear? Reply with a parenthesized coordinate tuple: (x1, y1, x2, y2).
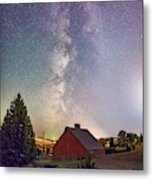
(95, 150, 143, 170)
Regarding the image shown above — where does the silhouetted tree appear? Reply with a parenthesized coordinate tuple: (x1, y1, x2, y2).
(118, 130, 128, 147)
(1, 93, 36, 167)
(127, 133, 138, 143)
(118, 130, 126, 138)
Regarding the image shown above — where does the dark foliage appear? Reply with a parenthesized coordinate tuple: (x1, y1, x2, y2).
(78, 156, 95, 169)
(118, 130, 126, 138)
(0, 93, 36, 167)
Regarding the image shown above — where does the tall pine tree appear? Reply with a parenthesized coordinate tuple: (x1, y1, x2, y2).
(1, 93, 36, 167)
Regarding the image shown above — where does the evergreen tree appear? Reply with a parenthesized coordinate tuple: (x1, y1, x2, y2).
(118, 130, 126, 138)
(1, 93, 36, 167)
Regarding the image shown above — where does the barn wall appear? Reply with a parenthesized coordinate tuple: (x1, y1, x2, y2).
(53, 131, 88, 160)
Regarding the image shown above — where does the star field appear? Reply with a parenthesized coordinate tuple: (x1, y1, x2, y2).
(0, 1, 143, 139)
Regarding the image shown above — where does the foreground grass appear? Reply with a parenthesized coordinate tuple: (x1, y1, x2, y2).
(34, 145, 143, 169)
(34, 159, 86, 168)
(34, 155, 96, 168)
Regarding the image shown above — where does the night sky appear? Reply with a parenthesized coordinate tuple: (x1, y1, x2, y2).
(0, 1, 143, 139)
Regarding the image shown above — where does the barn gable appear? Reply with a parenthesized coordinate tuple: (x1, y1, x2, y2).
(53, 128, 88, 160)
(69, 126, 103, 151)
(53, 124, 104, 160)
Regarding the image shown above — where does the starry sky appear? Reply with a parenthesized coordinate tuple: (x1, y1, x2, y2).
(0, 1, 143, 139)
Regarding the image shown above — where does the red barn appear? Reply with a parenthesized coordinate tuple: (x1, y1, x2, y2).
(53, 124, 105, 160)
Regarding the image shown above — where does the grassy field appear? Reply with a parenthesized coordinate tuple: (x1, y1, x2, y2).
(34, 159, 86, 168)
(34, 146, 143, 170)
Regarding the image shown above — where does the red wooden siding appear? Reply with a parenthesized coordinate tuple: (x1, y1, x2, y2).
(53, 130, 88, 160)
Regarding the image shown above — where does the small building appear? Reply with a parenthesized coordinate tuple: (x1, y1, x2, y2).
(53, 124, 105, 160)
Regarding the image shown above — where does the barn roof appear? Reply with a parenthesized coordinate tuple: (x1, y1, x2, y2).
(66, 124, 103, 151)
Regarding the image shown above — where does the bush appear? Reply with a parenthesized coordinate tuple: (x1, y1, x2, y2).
(78, 156, 95, 169)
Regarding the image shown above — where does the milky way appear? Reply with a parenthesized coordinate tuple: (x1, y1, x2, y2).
(0, 1, 143, 139)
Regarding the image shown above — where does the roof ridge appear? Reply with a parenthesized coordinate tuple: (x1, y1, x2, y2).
(68, 126, 103, 150)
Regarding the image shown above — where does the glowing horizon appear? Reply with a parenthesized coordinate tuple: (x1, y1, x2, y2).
(0, 1, 143, 139)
